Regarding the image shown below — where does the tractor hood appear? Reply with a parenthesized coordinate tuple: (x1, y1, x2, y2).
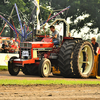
(31, 42, 54, 48)
(20, 38, 54, 48)
(20, 41, 54, 48)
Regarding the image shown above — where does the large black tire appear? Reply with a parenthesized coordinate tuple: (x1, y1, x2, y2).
(58, 40, 94, 78)
(58, 40, 76, 78)
(21, 64, 30, 75)
(38, 58, 51, 77)
(8, 56, 20, 76)
(73, 40, 94, 78)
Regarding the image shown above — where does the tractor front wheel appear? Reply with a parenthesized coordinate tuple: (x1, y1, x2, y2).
(8, 56, 20, 76)
(38, 58, 51, 77)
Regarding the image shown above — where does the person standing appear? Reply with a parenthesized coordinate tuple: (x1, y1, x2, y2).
(91, 37, 99, 55)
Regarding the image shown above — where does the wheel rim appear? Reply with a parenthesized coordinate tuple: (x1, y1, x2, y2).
(78, 45, 93, 75)
(10, 58, 19, 73)
(43, 62, 50, 76)
(13, 66, 19, 72)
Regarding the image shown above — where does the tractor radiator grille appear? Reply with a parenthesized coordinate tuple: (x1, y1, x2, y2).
(20, 43, 32, 48)
(21, 48, 31, 60)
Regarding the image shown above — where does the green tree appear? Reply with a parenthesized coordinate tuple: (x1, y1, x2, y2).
(1, 0, 100, 37)
(50, 0, 100, 33)
(40, 0, 100, 34)
(0, 0, 32, 37)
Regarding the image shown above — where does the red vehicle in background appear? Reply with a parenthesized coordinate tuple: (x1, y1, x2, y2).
(98, 48, 100, 54)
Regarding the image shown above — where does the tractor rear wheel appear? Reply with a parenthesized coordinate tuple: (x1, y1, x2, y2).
(8, 56, 20, 76)
(38, 58, 51, 77)
(58, 40, 76, 77)
(73, 40, 94, 78)
(58, 40, 94, 78)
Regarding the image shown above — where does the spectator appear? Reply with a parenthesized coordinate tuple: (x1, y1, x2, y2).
(15, 42, 19, 53)
(16, 37, 20, 46)
(10, 37, 14, 44)
(8, 42, 14, 53)
(91, 37, 99, 55)
(0, 38, 3, 53)
(11, 41, 19, 53)
(2, 41, 9, 53)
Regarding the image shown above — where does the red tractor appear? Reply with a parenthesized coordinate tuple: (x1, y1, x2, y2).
(8, 19, 94, 78)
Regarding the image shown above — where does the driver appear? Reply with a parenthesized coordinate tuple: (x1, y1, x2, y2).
(50, 25, 60, 45)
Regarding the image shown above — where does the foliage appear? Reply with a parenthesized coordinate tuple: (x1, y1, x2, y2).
(0, 0, 100, 37)
(40, 0, 100, 34)
(50, 0, 100, 33)
(0, 0, 32, 37)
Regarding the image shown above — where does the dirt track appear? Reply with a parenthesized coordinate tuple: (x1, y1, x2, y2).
(0, 71, 100, 100)
(0, 71, 99, 81)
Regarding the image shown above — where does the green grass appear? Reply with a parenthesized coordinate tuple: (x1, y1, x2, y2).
(0, 66, 8, 70)
(0, 79, 100, 85)
(0, 66, 100, 85)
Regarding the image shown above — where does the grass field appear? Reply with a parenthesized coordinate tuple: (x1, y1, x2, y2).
(0, 79, 100, 85)
(0, 66, 8, 70)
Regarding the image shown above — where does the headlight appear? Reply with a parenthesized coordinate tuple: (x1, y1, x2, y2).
(33, 50, 37, 58)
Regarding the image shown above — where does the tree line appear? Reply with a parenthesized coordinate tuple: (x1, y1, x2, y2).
(0, 0, 100, 37)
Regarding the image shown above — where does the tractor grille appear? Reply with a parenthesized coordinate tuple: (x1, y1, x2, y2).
(21, 48, 31, 60)
(20, 43, 32, 48)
